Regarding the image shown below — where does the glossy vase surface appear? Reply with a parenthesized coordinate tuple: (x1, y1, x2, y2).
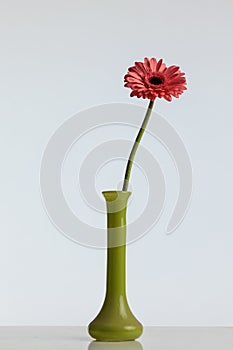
(88, 190, 143, 342)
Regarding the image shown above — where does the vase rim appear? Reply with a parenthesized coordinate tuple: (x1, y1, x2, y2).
(102, 190, 131, 203)
(102, 190, 131, 194)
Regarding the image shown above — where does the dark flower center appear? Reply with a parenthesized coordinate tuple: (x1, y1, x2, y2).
(149, 76, 164, 85)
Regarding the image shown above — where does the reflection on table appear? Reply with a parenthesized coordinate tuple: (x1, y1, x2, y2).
(88, 340, 143, 350)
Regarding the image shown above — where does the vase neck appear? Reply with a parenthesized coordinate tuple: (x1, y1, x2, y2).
(102, 191, 131, 300)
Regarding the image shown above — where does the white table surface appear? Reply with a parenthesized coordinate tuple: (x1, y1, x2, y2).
(0, 327, 232, 350)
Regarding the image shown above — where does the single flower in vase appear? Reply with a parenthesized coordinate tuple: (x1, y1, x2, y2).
(88, 57, 187, 342)
(122, 57, 187, 191)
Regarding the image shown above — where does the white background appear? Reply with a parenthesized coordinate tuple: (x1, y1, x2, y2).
(1, 0, 233, 326)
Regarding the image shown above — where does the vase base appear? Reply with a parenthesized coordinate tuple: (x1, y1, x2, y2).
(88, 320, 143, 342)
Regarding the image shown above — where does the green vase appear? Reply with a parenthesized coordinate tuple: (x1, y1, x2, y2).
(88, 191, 143, 342)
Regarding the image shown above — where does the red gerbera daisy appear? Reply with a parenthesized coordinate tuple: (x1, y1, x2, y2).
(124, 57, 187, 102)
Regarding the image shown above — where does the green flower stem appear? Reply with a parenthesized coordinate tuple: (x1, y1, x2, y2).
(122, 99, 155, 191)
